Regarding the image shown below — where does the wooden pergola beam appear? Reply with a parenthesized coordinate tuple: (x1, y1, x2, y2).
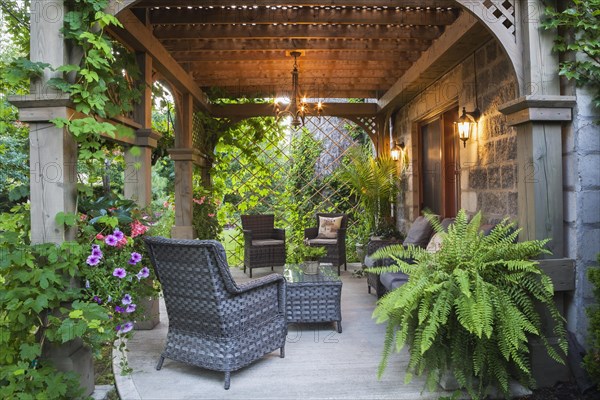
(135, 0, 456, 8)
(198, 77, 397, 87)
(210, 102, 379, 118)
(190, 68, 406, 79)
(148, 8, 458, 25)
(378, 11, 491, 112)
(111, 9, 211, 112)
(171, 50, 422, 62)
(152, 24, 443, 40)
(160, 38, 432, 52)
(186, 60, 412, 71)
(210, 87, 383, 99)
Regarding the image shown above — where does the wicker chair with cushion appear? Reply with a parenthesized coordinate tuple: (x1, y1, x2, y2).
(366, 215, 441, 297)
(241, 214, 286, 278)
(304, 213, 348, 275)
(144, 237, 287, 390)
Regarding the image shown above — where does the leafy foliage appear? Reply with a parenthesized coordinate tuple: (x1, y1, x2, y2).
(337, 146, 399, 236)
(543, 0, 600, 110)
(583, 253, 600, 386)
(0, 205, 111, 398)
(369, 210, 567, 399)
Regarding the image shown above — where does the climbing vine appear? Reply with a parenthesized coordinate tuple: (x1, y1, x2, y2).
(543, 0, 600, 110)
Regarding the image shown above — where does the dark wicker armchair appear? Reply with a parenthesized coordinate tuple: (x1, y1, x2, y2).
(144, 237, 287, 390)
(304, 213, 348, 275)
(241, 214, 286, 278)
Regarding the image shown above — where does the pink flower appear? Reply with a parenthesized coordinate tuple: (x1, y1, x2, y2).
(130, 220, 149, 238)
(79, 214, 88, 221)
(96, 233, 105, 240)
(116, 236, 128, 248)
(208, 213, 215, 218)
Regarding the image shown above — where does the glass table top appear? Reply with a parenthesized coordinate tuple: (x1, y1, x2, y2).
(283, 263, 341, 284)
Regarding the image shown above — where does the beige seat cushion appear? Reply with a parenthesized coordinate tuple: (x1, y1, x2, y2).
(308, 238, 337, 245)
(317, 216, 343, 239)
(425, 232, 444, 253)
(252, 239, 284, 246)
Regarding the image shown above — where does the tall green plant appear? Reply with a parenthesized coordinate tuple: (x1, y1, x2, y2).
(369, 210, 567, 399)
(338, 146, 398, 235)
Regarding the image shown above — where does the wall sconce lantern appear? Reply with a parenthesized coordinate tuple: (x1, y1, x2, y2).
(457, 107, 481, 147)
(390, 141, 405, 161)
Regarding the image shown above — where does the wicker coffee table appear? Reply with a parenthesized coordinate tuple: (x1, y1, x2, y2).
(284, 263, 343, 333)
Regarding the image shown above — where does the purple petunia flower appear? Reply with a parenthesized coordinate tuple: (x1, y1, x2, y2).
(136, 266, 150, 280)
(115, 324, 121, 331)
(112, 268, 126, 279)
(122, 294, 132, 305)
(125, 304, 136, 313)
(115, 305, 125, 313)
(120, 322, 134, 333)
(105, 235, 118, 246)
(93, 296, 102, 304)
(86, 255, 100, 266)
(113, 229, 124, 241)
(91, 246, 103, 258)
(128, 252, 142, 265)
(85, 279, 90, 289)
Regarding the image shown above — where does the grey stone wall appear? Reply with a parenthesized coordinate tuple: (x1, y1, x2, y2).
(394, 39, 519, 231)
(564, 82, 600, 346)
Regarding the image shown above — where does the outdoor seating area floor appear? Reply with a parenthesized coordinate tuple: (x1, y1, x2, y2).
(114, 263, 444, 400)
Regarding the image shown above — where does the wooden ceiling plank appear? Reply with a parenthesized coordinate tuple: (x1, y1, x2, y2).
(111, 9, 210, 111)
(210, 102, 379, 119)
(148, 8, 458, 26)
(170, 50, 422, 62)
(185, 60, 412, 70)
(135, 1, 456, 8)
(159, 38, 432, 52)
(378, 12, 492, 112)
(210, 87, 382, 99)
(191, 68, 402, 79)
(198, 77, 398, 87)
(152, 24, 443, 40)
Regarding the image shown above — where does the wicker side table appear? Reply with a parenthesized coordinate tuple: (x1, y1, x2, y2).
(284, 263, 343, 333)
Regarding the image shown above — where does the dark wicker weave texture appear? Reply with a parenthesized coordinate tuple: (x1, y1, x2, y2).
(241, 215, 286, 278)
(304, 213, 348, 275)
(286, 279, 343, 333)
(144, 237, 287, 390)
(365, 239, 401, 298)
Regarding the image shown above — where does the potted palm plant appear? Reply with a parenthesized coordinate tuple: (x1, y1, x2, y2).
(369, 210, 568, 399)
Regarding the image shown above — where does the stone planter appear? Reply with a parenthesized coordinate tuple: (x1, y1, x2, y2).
(303, 260, 319, 275)
(134, 295, 160, 330)
(355, 243, 365, 265)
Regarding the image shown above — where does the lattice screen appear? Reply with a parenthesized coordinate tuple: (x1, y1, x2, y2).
(219, 116, 369, 267)
(482, 0, 515, 38)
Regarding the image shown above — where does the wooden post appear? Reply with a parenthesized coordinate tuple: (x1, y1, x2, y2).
(124, 52, 160, 208)
(497, 0, 577, 386)
(170, 93, 195, 239)
(7, 0, 94, 395)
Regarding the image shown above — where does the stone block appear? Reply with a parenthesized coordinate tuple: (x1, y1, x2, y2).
(478, 141, 495, 165)
(461, 191, 478, 213)
(581, 191, 600, 224)
(575, 86, 600, 119)
(501, 164, 516, 189)
(469, 167, 488, 190)
(480, 192, 507, 217)
(488, 166, 501, 189)
(576, 120, 600, 152)
(580, 153, 600, 190)
(486, 41, 498, 64)
(579, 228, 600, 263)
(496, 136, 517, 162)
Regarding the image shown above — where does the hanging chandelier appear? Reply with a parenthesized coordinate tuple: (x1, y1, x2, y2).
(274, 51, 323, 129)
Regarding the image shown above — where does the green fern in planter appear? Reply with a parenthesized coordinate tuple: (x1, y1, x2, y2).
(369, 210, 567, 399)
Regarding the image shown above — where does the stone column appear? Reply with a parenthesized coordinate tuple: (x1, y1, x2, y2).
(8, 0, 94, 395)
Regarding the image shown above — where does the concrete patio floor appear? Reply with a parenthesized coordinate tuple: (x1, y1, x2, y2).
(114, 263, 446, 400)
